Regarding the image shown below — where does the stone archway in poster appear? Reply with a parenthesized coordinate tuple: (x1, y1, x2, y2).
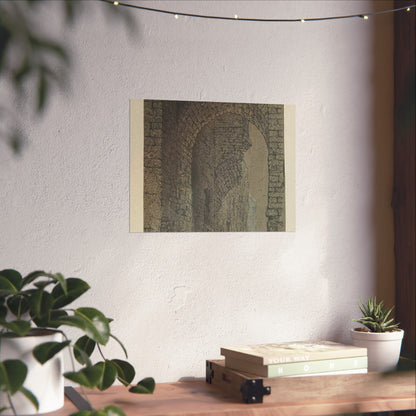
(130, 99, 295, 232)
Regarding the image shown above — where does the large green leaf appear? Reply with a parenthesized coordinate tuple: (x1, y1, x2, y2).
(52, 315, 90, 335)
(55, 308, 109, 345)
(0, 319, 31, 336)
(22, 270, 67, 293)
(29, 290, 53, 326)
(50, 273, 67, 294)
(74, 335, 96, 365)
(33, 340, 71, 364)
(64, 366, 102, 389)
(110, 359, 135, 386)
(74, 308, 110, 345)
(51, 278, 90, 308)
(7, 295, 30, 318)
(47, 310, 69, 328)
(128, 377, 155, 394)
(0, 359, 27, 395)
(94, 361, 117, 391)
(0, 270, 22, 291)
(19, 386, 39, 411)
(0, 276, 19, 296)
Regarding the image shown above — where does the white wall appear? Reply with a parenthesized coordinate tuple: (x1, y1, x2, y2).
(0, 1, 394, 383)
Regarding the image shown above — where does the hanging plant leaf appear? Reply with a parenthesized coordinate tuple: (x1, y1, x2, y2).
(0, 269, 22, 291)
(33, 340, 71, 364)
(0, 276, 19, 296)
(64, 366, 102, 389)
(0, 319, 31, 336)
(128, 377, 155, 394)
(47, 309, 69, 328)
(110, 359, 135, 386)
(7, 295, 29, 318)
(19, 386, 39, 411)
(29, 290, 53, 326)
(54, 309, 109, 346)
(0, 359, 27, 395)
(51, 278, 90, 309)
(74, 308, 110, 345)
(74, 335, 96, 365)
(94, 361, 117, 391)
(51, 273, 67, 294)
(52, 315, 90, 335)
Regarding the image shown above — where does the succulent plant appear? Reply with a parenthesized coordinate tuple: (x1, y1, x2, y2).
(353, 296, 400, 333)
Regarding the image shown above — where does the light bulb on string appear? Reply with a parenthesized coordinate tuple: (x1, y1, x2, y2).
(101, 1, 416, 24)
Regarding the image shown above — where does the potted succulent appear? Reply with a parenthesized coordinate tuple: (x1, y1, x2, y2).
(0, 269, 155, 416)
(351, 296, 404, 372)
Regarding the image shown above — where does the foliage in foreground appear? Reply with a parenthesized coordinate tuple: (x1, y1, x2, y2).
(0, 269, 154, 416)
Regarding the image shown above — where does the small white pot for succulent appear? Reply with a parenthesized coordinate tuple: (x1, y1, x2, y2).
(0, 329, 64, 415)
(351, 328, 404, 372)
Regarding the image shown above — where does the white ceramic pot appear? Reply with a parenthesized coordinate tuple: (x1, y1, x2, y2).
(351, 328, 404, 372)
(0, 329, 64, 415)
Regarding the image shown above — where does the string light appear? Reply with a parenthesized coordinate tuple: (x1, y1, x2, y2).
(99, 0, 415, 23)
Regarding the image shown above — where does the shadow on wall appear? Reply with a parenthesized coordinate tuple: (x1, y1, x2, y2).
(371, 5, 395, 308)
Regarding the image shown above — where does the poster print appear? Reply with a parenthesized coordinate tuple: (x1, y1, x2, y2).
(130, 99, 295, 232)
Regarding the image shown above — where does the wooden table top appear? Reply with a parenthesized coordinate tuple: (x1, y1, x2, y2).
(50, 370, 416, 416)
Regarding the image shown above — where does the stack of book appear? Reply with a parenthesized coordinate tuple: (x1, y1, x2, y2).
(220, 340, 368, 378)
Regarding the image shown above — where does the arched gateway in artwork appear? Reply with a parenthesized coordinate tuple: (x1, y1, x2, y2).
(142, 100, 286, 232)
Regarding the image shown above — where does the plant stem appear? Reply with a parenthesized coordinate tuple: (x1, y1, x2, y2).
(61, 331, 94, 411)
(7, 393, 17, 416)
(97, 343, 106, 361)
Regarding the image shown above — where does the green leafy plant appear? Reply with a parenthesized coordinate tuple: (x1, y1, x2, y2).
(0, 0, 134, 154)
(353, 296, 400, 333)
(0, 269, 155, 416)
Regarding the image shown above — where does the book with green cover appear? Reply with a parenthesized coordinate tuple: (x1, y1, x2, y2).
(224, 355, 368, 377)
(220, 340, 367, 366)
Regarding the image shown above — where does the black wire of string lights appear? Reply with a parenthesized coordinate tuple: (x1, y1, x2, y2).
(100, 0, 415, 23)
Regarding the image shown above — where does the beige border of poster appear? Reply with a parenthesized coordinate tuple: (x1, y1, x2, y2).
(130, 99, 295, 232)
(129, 99, 144, 232)
(284, 105, 296, 232)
